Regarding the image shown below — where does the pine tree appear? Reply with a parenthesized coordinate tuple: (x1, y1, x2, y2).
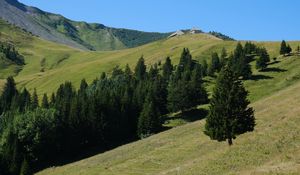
(137, 94, 161, 138)
(41, 93, 49, 108)
(229, 43, 252, 79)
(32, 88, 39, 109)
(162, 57, 173, 81)
(208, 52, 220, 75)
(205, 66, 255, 145)
(256, 47, 270, 71)
(280, 40, 287, 55)
(0, 76, 18, 112)
(134, 56, 147, 80)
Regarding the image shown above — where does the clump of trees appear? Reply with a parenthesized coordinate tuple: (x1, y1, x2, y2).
(280, 40, 292, 55)
(0, 48, 209, 175)
(0, 41, 24, 65)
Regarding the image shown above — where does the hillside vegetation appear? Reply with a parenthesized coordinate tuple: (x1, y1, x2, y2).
(37, 63, 300, 175)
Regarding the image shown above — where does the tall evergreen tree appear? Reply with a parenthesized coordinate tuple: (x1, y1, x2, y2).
(137, 93, 161, 138)
(280, 40, 287, 55)
(229, 43, 252, 79)
(205, 66, 255, 145)
(0, 76, 18, 112)
(208, 52, 221, 75)
(41, 93, 49, 109)
(201, 59, 208, 77)
(32, 88, 39, 109)
(134, 56, 147, 80)
(162, 57, 173, 81)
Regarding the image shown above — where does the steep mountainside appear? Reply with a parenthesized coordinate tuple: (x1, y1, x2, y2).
(0, 0, 170, 50)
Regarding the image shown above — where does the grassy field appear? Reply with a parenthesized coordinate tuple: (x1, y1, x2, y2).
(37, 69, 300, 175)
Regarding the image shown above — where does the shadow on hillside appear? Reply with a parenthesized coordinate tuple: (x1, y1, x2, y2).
(261, 67, 287, 72)
(268, 60, 280, 66)
(250, 74, 273, 81)
(173, 108, 208, 122)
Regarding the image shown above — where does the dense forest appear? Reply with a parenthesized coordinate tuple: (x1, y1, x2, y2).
(0, 40, 291, 175)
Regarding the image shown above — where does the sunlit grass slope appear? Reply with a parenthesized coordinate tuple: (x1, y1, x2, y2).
(37, 70, 300, 175)
(1, 19, 300, 98)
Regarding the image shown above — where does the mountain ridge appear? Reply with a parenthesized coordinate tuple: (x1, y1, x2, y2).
(0, 0, 171, 50)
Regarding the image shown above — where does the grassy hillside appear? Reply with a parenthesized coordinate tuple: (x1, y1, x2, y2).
(1, 19, 300, 98)
(36, 60, 300, 175)
(0, 0, 169, 50)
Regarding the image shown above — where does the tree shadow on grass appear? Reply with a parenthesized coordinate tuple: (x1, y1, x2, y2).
(268, 60, 280, 66)
(250, 74, 273, 81)
(261, 67, 287, 72)
(162, 108, 209, 131)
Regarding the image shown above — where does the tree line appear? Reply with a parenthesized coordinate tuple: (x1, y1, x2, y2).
(0, 48, 208, 175)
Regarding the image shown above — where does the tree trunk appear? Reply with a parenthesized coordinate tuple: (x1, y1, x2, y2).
(228, 138, 233, 146)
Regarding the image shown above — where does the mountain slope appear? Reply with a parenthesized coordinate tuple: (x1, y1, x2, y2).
(0, 0, 169, 50)
(36, 68, 300, 175)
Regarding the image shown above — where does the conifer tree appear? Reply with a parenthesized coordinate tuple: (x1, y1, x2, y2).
(205, 66, 255, 145)
(134, 56, 147, 80)
(286, 44, 292, 54)
(256, 47, 270, 71)
(208, 52, 221, 75)
(137, 93, 161, 138)
(162, 57, 173, 81)
(32, 88, 39, 109)
(41, 93, 49, 108)
(0, 76, 18, 112)
(297, 45, 300, 53)
(229, 43, 252, 79)
(280, 40, 287, 55)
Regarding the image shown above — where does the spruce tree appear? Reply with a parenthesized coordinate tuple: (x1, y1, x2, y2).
(32, 88, 39, 109)
(256, 47, 270, 71)
(134, 56, 147, 80)
(137, 93, 160, 138)
(209, 52, 221, 75)
(41, 93, 49, 108)
(201, 59, 208, 76)
(280, 40, 287, 55)
(205, 66, 255, 145)
(297, 45, 300, 53)
(162, 57, 173, 81)
(0, 76, 18, 112)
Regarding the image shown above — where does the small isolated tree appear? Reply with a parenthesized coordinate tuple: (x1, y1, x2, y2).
(256, 47, 270, 71)
(280, 40, 287, 55)
(205, 66, 255, 145)
(286, 44, 292, 54)
(297, 45, 300, 53)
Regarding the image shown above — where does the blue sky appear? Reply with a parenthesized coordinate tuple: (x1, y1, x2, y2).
(19, 0, 300, 41)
